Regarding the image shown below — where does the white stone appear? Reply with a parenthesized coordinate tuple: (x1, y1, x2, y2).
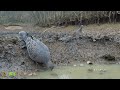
(73, 64, 77, 67)
(80, 64, 84, 67)
(87, 61, 92, 64)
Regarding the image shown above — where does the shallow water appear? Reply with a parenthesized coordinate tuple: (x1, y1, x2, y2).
(25, 64, 120, 79)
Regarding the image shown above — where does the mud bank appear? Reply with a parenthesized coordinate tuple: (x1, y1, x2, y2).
(0, 25, 120, 78)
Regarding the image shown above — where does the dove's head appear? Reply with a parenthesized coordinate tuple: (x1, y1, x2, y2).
(19, 31, 28, 41)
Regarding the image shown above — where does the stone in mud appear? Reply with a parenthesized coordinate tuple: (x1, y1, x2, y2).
(7, 44, 13, 49)
(87, 61, 93, 65)
(18, 31, 54, 70)
(73, 64, 77, 67)
(79, 64, 84, 67)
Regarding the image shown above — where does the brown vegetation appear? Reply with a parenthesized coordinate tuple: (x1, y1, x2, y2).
(0, 11, 120, 27)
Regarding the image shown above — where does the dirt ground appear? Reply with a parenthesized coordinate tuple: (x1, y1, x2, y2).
(1, 24, 120, 78)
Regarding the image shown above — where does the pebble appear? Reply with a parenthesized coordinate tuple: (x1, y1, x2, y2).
(6, 44, 13, 49)
(93, 39, 96, 42)
(28, 73, 33, 76)
(79, 64, 84, 67)
(73, 64, 77, 67)
(87, 61, 93, 65)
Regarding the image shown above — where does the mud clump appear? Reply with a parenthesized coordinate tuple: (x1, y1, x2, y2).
(6, 37, 18, 45)
(100, 54, 116, 61)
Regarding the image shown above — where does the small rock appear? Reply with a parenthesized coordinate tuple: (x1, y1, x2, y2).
(79, 64, 84, 67)
(93, 38, 96, 42)
(28, 73, 33, 76)
(87, 61, 93, 65)
(7, 44, 13, 49)
(73, 64, 77, 67)
(93, 69, 97, 71)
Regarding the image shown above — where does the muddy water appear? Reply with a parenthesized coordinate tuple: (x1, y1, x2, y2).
(25, 64, 120, 79)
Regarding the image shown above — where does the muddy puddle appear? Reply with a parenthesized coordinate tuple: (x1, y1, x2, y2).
(25, 64, 120, 79)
